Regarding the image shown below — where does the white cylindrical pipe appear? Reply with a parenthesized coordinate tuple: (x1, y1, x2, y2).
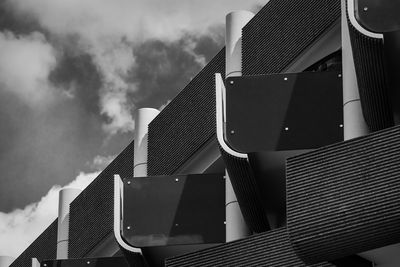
(133, 108, 160, 177)
(0, 256, 15, 267)
(225, 11, 253, 242)
(226, 11, 255, 78)
(57, 188, 82, 259)
(225, 173, 250, 242)
(31, 258, 40, 267)
(341, 0, 369, 140)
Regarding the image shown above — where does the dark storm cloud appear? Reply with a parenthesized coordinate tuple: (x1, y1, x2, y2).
(0, 1, 45, 36)
(49, 52, 102, 114)
(131, 30, 224, 109)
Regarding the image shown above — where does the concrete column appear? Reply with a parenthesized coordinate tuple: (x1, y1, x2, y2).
(0, 256, 15, 267)
(133, 108, 160, 177)
(341, 0, 369, 140)
(225, 10, 254, 242)
(57, 188, 82, 259)
(225, 172, 250, 241)
(226, 11, 254, 78)
(31, 258, 40, 267)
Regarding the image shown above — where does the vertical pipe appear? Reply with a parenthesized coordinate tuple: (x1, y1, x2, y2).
(341, 0, 369, 140)
(133, 108, 160, 178)
(0, 256, 15, 267)
(225, 10, 254, 242)
(31, 258, 40, 267)
(57, 188, 82, 259)
(226, 11, 254, 78)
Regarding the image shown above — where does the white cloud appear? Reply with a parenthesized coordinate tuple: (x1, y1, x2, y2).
(6, 0, 268, 134)
(0, 31, 57, 107)
(89, 155, 116, 170)
(0, 171, 99, 257)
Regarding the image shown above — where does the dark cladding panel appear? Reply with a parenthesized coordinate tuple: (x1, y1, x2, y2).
(147, 49, 225, 176)
(121, 174, 225, 247)
(355, 0, 400, 33)
(287, 125, 400, 264)
(41, 257, 130, 267)
(347, 12, 393, 131)
(68, 140, 135, 258)
(242, 0, 340, 75)
(219, 148, 270, 233)
(10, 220, 58, 267)
(165, 228, 334, 267)
(225, 72, 343, 153)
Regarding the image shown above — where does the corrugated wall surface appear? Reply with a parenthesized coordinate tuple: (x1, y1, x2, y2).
(347, 16, 393, 131)
(68, 139, 135, 258)
(165, 228, 334, 267)
(147, 49, 225, 176)
(287, 125, 400, 264)
(242, 0, 340, 75)
(10, 219, 58, 267)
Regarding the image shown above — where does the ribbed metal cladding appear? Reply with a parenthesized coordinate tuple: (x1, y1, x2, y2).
(242, 0, 340, 75)
(68, 140, 135, 258)
(347, 17, 394, 131)
(220, 148, 270, 233)
(287, 125, 400, 264)
(147, 49, 225, 176)
(10, 220, 58, 267)
(165, 228, 334, 267)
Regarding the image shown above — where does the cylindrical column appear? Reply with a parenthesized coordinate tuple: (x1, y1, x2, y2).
(31, 258, 40, 267)
(57, 188, 82, 259)
(225, 11, 254, 242)
(225, 172, 250, 241)
(226, 11, 254, 78)
(133, 108, 159, 177)
(341, 0, 369, 140)
(0, 256, 15, 267)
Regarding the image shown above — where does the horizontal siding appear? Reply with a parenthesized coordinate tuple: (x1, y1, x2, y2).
(287, 125, 400, 264)
(166, 228, 334, 267)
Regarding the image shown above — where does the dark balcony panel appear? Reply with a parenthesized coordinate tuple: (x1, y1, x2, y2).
(287, 125, 400, 264)
(347, 15, 393, 131)
(355, 0, 400, 33)
(165, 228, 334, 267)
(242, 0, 340, 75)
(41, 257, 134, 267)
(225, 72, 343, 153)
(121, 174, 225, 248)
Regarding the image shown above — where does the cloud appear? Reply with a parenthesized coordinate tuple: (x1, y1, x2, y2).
(88, 155, 116, 171)
(6, 0, 268, 134)
(0, 31, 57, 107)
(0, 171, 99, 257)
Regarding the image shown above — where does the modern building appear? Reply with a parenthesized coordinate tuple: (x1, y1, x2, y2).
(5, 0, 400, 266)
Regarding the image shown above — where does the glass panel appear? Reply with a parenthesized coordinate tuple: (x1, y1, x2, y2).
(122, 174, 225, 247)
(41, 257, 128, 267)
(225, 71, 343, 153)
(356, 0, 400, 33)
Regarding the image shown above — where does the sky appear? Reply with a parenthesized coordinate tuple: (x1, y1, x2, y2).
(0, 0, 266, 258)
